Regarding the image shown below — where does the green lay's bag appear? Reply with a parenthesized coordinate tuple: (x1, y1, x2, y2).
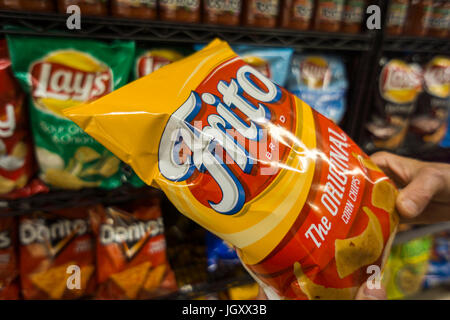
(6, 35, 135, 190)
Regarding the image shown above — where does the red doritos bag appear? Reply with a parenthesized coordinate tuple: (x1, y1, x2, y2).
(91, 197, 177, 300)
(19, 207, 96, 299)
(0, 217, 19, 299)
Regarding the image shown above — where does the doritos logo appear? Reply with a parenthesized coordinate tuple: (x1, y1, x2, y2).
(100, 207, 164, 260)
(20, 217, 89, 251)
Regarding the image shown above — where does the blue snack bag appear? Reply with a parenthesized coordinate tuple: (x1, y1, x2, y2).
(206, 231, 240, 272)
(194, 44, 293, 87)
(287, 54, 348, 124)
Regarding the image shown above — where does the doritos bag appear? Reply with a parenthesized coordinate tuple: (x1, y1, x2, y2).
(287, 54, 348, 124)
(90, 198, 177, 300)
(0, 39, 43, 198)
(64, 39, 399, 300)
(6, 35, 135, 190)
(19, 208, 96, 299)
(0, 217, 19, 299)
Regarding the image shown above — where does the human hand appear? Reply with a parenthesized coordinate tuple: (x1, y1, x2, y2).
(370, 152, 450, 224)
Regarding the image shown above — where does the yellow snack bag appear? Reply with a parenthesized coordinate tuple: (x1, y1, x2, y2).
(64, 39, 399, 300)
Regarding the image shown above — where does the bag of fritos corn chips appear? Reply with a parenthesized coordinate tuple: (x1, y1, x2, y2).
(64, 39, 400, 300)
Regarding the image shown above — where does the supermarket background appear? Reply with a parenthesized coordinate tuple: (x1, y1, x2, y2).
(0, 0, 449, 300)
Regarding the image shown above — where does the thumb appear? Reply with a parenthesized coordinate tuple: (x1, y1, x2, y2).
(396, 167, 446, 219)
(355, 282, 387, 300)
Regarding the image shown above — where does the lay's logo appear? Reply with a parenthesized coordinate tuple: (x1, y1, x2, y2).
(380, 60, 422, 104)
(136, 50, 183, 78)
(30, 50, 113, 117)
(158, 60, 297, 215)
(300, 56, 331, 89)
(424, 57, 450, 99)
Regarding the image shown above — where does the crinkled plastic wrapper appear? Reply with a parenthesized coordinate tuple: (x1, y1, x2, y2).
(64, 39, 400, 300)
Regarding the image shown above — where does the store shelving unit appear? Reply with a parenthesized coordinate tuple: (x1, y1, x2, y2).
(0, 4, 449, 300)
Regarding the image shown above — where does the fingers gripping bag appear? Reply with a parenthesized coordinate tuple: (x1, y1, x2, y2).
(287, 54, 348, 124)
(64, 39, 400, 300)
(6, 35, 135, 190)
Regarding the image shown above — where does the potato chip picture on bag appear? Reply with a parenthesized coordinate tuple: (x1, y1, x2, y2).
(6, 35, 135, 190)
(19, 207, 96, 299)
(65, 39, 399, 300)
(90, 197, 177, 300)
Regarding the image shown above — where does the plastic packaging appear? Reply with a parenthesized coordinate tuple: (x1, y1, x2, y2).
(314, 0, 345, 32)
(90, 198, 177, 299)
(64, 39, 399, 300)
(19, 207, 96, 299)
(341, 0, 365, 34)
(203, 0, 242, 26)
(133, 47, 186, 79)
(57, 0, 108, 16)
(424, 232, 450, 289)
(0, 217, 19, 300)
(404, 0, 433, 37)
(365, 58, 423, 151)
(206, 231, 240, 272)
(159, 0, 201, 23)
(410, 56, 450, 147)
(287, 54, 348, 124)
(6, 34, 135, 190)
(280, 0, 315, 30)
(427, 0, 450, 38)
(0, 40, 37, 197)
(111, 0, 157, 19)
(386, 0, 409, 36)
(0, 0, 55, 11)
(382, 236, 433, 300)
(243, 0, 280, 28)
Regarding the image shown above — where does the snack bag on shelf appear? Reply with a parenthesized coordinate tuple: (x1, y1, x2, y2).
(6, 35, 135, 190)
(0, 39, 46, 198)
(65, 39, 400, 300)
(133, 46, 189, 80)
(19, 207, 96, 299)
(287, 54, 348, 124)
(206, 231, 240, 272)
(0, 217, 19, 299)
(382, 236, 433, 300)
(90, 197, 177, 299)
(195, 45, 294, 87)
(410, 56, 450, 147)
(424, 232, 450, 289)
(365, 57, 423, 151)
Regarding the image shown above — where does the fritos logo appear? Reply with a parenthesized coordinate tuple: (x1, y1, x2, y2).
(380, 60, 422, 104)
(158, 58, 297, 215)
(424, 57, 450, 99)
(300, 56, 331, 89)
(136, 50, 183, 78)
(30, 50, 113, 117)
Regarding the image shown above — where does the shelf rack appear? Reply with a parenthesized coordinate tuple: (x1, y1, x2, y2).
(0, 10, 374, 51)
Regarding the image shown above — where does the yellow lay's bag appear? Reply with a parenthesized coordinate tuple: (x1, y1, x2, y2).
(64, 39, 399, 300)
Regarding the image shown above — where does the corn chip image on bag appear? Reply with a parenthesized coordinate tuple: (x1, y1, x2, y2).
(64, 39, 399, 300)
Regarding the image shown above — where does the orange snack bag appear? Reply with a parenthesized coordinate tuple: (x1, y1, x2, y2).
(64, 39, 399, 299)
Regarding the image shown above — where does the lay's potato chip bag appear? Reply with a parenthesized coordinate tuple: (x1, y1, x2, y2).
(6, 35, 135, 190)
(64, 39, 399, 300)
